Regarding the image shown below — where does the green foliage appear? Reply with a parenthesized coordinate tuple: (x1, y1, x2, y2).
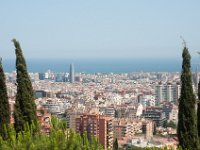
(177, 46, 200, 149)
(163, 120, 177, 129)
(12, 39, 37, 133)
(0, 118, 103, 150)
(167, 121, 176, 129)
(0, 59, 10, 139)
(197, 80, 200, 137)
(113, 138, 118, 150)
(127, 146, 184, 150)
(163, 120, 167, 128)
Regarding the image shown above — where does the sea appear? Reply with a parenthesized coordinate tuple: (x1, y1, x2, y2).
(2, 58, 198, 73)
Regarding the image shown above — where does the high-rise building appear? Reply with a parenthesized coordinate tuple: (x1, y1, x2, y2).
(75, 114, 113, 150)
(39, 73, 45, 80)
(69, 64, 75, 83)
(155, 83, 180, 105)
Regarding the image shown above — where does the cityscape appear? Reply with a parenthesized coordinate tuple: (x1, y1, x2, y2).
(1, 1, 200, 150)
(6, 63, 196, 149)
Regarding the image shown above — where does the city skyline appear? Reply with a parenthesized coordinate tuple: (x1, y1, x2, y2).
(1, 1, 200, 60)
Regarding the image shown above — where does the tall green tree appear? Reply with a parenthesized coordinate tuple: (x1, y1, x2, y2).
(12, 39, 37, 133)
(177, 45, 200, 149)
(113, 138, 118, 150)
(0, 58, 10, 139)
(198, 79, 200, 137)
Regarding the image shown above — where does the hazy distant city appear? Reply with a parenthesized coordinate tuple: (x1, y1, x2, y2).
(6, 62, 199, 148)
(1, 1, 200, 149)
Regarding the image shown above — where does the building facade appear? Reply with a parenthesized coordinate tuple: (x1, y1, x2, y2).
(142, 107, 166, 127)
(75, 114, 113, 150)
(69, 64, 75, 83)
(155, 84, 180, 104)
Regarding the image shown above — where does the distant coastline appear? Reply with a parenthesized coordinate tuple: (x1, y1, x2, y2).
(2, 58, 195, 73)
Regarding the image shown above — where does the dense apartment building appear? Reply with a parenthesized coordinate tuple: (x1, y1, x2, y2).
(138, 95, 156, 107)
(155, 83, 180, 104)
(169, 105, 178, 124)
(113, 118, 154, 141)
(99, 107, 115, 117)
(75, 114, 113, 150)
(142, 120, 154, 139)
(68, 112, 82, 130)
(113, 118, 142, 140)
(142, 106, 166, 127)
(114, 104, 143, 119)
(162, 102, 177, 120)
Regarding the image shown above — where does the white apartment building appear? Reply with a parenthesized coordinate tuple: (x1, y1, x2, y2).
(169, 105, 178, 124)
(139, 95, 155, 107)
(155, 84, 180, 104)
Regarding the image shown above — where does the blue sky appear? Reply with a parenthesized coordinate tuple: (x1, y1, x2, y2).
(1, 0, 200, 60)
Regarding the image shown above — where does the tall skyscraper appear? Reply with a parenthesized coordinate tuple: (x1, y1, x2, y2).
(69, 64, 75, 83)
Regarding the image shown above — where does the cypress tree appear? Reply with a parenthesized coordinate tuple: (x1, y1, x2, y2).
(12, 39, 37, 133)
(177, 45, 200, 149)
(113, 138, 118, 150)
(198, 80, 200, 137)
(0, 58, 10, 139)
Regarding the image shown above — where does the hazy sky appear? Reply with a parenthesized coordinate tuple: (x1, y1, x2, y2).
(1, 1, 200, 59)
